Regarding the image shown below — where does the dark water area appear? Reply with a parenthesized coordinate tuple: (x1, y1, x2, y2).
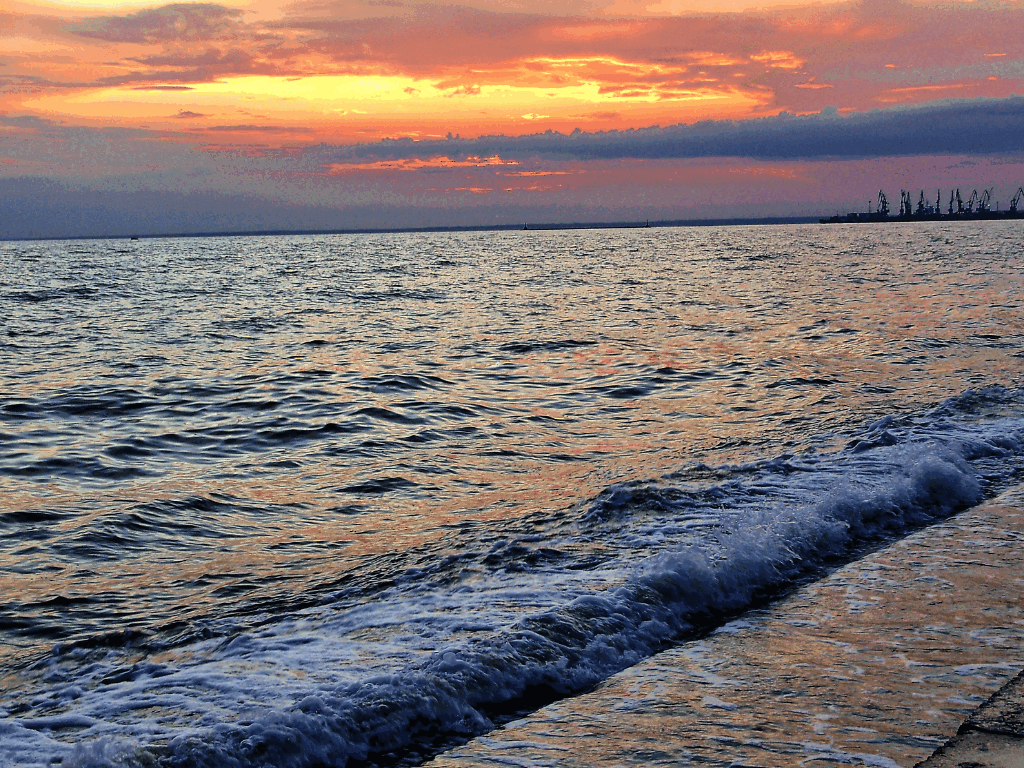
(1, 223, 1023, 766)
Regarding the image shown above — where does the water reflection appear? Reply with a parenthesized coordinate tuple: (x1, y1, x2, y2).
(1, 223, 1022, 669)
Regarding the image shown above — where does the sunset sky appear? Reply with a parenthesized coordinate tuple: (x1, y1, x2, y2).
(3, 0, 1024, 237)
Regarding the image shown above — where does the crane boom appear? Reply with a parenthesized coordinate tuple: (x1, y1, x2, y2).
(1011, 188, 1024, 213)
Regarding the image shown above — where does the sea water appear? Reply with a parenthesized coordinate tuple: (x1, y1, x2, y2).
(1, 222, 1023, 767)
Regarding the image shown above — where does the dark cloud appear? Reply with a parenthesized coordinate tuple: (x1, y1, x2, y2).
(92, 48, 283, 88)
(324, 96, 1024, 163)
(174, 110, 206, 118)
(123, 47, 281, 78)
(129, 48, 249, 67)
(267, 5, 548, 70)
(69, 3, 244, 44)
(0, 74, 60, 94)
(0, 114, 55, 130)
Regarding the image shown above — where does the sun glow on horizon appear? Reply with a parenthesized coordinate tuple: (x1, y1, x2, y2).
(19, 60, 768, 142)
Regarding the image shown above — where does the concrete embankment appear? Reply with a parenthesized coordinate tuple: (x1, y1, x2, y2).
(916, 670, 1024, 768)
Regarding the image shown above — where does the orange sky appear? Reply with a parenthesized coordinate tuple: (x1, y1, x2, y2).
(3, 0, 1024, 236)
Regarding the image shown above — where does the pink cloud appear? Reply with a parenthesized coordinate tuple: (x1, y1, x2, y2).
(69, 3, 245, 44)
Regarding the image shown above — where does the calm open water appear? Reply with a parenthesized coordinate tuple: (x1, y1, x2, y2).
(1, 223, 1024, 766)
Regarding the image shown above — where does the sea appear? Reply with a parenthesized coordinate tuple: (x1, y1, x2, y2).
(1, 222, 1023, 768)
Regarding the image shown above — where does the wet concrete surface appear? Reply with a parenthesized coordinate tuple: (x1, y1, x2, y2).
(916, 670, 1024, 768)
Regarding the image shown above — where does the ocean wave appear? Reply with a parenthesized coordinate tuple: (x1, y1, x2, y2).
(28, 390, 1020, 768)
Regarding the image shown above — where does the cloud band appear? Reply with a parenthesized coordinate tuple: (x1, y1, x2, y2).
(324, 96, 1024, 163)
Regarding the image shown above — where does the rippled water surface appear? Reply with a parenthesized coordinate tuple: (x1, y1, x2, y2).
(2, 223, 1023, 766)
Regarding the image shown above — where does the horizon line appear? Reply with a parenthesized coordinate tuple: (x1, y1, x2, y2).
(0, 216, 827, 244)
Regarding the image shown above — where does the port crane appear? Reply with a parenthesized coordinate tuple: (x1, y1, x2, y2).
(978, 189, 992, 214)
(964, 190, 980, 214)
(913, 190, 938, 217)
(916, 190, 927, 216)
(821, 184, 1024, 223)
(876, 190, 889, 217)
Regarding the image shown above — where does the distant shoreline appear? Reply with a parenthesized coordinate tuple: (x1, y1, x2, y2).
(8, 211, 1022, 243)
(1, 216, 824, 243)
